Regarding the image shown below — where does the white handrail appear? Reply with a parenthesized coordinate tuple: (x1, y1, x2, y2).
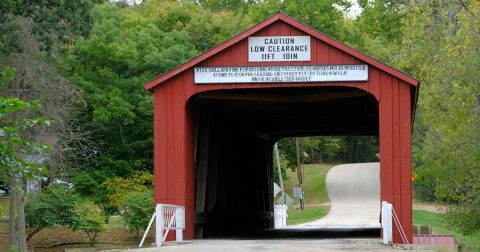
(139, 212, 156, 247)
(392, 207, 409, 244)
(138, 204, 185, 247)
(381, 201, 409, 245)
(156, 204, 185, 247)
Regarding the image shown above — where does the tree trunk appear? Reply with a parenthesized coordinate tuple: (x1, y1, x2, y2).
(16, 185, 27, 252)
(295, 138, 304, 210)
(26, 226, 44, 241)
(10, 174, 27, 252)
(9, 183, 17, 248)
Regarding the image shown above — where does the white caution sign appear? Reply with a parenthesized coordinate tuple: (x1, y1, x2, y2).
(248, 36, 311, 62)
(194, 65, 368, 84)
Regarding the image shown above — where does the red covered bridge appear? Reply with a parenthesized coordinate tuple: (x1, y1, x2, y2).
(144, 13, 419, 244)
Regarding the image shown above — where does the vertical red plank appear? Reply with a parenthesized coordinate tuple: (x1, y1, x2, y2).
(173, 76, 183, 204)
(154, 85, 168, 203)
(184, 70, 195, 101)
(165, 81, 174, 203)
(379, 72, 396, 233)
(316, 41, 329, 64)
(399, 82, 413, 243)
(311, 35, 317, 64)
(341, 51, 355, 64)
(184, 104, 195, 239)
(391, 78, 402, 243)
(368, 68, 381, 101)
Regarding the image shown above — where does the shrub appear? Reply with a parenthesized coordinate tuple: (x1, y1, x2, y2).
(71, 201, 105, 247)
(25, 185, 77, 240)
(103, 171, 153, 207)
(122, 189, 154, 237)
(71, 171, 116, 223)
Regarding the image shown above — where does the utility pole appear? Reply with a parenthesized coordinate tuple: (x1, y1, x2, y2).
(274, 143, 286, 205)
(295, 137, 304, 210)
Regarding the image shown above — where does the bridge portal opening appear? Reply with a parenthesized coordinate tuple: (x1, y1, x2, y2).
(189, 86, 380, 239)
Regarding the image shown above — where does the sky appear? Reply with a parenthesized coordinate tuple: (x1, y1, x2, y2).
(347, 0, 363, 18)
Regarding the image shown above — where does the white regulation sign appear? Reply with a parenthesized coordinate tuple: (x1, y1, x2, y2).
(194, 65, 368, 84)
(248, 36, 311, 62)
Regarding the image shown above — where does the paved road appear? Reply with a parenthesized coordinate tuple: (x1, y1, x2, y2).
(291, 162, 381, 229)
(119, 239, 439, 252)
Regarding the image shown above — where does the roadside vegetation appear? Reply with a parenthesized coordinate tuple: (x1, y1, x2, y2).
(413, 210, 480, 251)
(283, 163, 334, 225)
(284, 163, 334, 206)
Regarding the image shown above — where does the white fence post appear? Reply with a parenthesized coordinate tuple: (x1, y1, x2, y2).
(155, 204, 163, 247)
(175, 207, 184, 241)
(274, 204, 288, 228)
(381, 201, 393, 245)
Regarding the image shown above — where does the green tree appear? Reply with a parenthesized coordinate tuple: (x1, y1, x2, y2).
(64, 1, 252, 179)
(122, 190, 154, 237)
(64, 3, 196, 177)
(393, 0, 480, 235)
(344, 0, 406, 61)
(1, 67, 50, 252)
(247, 0, 351, 39)
(71, 201, 105, 247)
(0, 0, 100, 178)
(103, 171, 153, 207)
(25, 185, 78, 241)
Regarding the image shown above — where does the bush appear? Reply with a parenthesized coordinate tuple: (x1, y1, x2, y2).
(103, 171, 153, 207)
(71, 201, 105, 247)
(71, 172, 100, 196)
(71, 171, 116, 223)
(122, 189, 154, 237)
(25, 185, 77, 240)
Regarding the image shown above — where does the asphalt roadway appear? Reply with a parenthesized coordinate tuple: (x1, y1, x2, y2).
(290, 162, 381, 229)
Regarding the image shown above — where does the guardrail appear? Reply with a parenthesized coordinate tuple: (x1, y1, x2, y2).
(139, 203, 185, 247)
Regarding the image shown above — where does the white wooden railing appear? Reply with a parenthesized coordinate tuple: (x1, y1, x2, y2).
(274, 204, 288, 228)
(381, 201, 393, 245)
(139, 204, 185, 247)
(382, 201, 409, 245)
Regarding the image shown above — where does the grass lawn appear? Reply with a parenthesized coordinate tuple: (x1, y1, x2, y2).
(287, 206, 329, 225)
(413, 210, 480, 250)
(283, 163, 334, 205)
(282, 163, 334, 225)
(108, 215, 125, 230)
(0, 197, 9, 220)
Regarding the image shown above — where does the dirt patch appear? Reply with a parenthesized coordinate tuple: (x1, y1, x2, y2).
(412, 201, 448, 213)
(0, 225, 155, 252)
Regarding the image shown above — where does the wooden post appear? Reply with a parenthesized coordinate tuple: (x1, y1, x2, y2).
(274, 143, 286, 204)
(295, 137, 304, 210)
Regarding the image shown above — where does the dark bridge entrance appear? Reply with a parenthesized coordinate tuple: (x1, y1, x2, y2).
(145, 13, 418, 243)
(190, 86, 378, 238)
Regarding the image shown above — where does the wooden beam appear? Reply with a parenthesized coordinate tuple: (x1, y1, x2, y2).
(195, 111, 212, 238)
(196, 91, 369, 103)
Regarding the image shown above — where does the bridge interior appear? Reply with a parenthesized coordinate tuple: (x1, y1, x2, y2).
(188, 86, 379, 239)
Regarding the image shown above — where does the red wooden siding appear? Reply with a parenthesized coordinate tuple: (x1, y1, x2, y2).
(149, 15, 417, 243)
